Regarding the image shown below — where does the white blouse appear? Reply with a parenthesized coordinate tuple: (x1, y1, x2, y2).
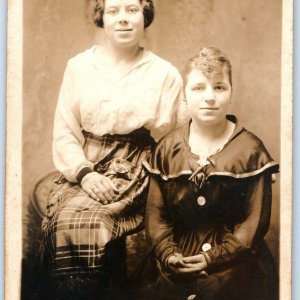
(53, 46, 186, 182)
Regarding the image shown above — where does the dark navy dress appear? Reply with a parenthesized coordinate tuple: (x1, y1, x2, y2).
(143, 116, 279, 300)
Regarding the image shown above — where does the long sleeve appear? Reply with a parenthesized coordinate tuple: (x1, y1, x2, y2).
(145, 177, 182, 268)
(203, 172, 273, 270)
(150, 67, 188, 141)
(53, 61, 93, 182)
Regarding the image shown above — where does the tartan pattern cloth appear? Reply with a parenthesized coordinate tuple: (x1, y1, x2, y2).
(42, 128, 154, 277)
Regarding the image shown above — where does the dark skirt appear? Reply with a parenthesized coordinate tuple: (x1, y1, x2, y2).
(41, 128, 155, 281)
(134, 231, 278, 300)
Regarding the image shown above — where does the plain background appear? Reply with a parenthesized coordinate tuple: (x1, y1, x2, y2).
(22, 0, 281, 262)
(0, 0, 298, 299)
(1, 0, 6, 299)
(293, 1, 300, 297)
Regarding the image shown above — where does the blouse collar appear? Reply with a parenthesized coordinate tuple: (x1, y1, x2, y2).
(89, 45, 156, 73)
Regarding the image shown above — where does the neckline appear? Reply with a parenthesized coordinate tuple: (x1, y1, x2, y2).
(182, 115, 244, 167)
(90, 45, 155, 82)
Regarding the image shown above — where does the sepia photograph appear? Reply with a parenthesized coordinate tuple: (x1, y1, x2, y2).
(6, 0, 292, 299)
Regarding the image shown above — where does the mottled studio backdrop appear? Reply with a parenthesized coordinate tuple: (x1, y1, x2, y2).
(23, 0, 281, 261)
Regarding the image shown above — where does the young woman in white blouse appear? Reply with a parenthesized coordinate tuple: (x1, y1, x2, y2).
(41, 1, 185, 299)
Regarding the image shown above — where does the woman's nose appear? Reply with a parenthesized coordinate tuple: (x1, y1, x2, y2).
(203, 88, 215, 102)
(117, 9, 129, 24)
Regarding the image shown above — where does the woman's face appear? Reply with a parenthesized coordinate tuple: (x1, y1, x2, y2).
(185, 68, 232, 126)
(103, 0, 144, 48)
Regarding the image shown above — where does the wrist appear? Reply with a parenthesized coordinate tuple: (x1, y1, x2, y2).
(76, 167, 93, 184)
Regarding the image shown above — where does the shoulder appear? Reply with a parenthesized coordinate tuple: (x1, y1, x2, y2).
(66, 46, 96, 69)
(239, 129, 267, 149)
(211, 128, 279, 178)
(233, 129, 273, 163)
(148, 51, 181, 79)
(155, 126, 184, 154)
(143, 123, 192, 178)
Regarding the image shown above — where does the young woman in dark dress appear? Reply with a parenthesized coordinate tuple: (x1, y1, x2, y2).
(143, 47, 279, 300)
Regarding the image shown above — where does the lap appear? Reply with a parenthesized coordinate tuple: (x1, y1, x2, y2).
(140, 251, 278, 300)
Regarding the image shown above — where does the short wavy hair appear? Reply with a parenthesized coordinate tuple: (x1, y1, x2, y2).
(92, 0, 154, 29)
(182, 47, 232, 88)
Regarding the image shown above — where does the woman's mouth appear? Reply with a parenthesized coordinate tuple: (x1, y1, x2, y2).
(115, 29, 132, 32)
(200, 108, 219, 110)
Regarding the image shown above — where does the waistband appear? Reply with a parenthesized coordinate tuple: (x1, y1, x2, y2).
(82, 127, 156, 148)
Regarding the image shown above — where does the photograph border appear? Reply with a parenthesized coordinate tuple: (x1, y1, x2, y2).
(293, 1, 300, 298)
(279, 0, 293, 299)
(5, 0, 293, 299)
(1, 0, 7, 298)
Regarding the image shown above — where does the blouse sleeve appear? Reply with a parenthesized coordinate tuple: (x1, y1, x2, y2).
(150, 67, 187, 141)
(145, 177, 182, 268)
(203, 172, 273, 271)
(53, 60, 94, 182)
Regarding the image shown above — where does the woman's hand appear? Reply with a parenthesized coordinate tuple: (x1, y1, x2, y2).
(182, 254, 208, 270)
(81, 172, 119, 204)
(167, 253, 208, 277)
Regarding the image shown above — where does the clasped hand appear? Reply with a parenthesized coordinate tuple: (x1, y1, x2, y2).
(167, 253, 208, 277)
(81, 172, 119, 204)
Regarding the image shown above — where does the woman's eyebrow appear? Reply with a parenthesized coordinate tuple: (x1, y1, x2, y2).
(212, 80, 228, 85)
(191, 82, 205, 86)
(105, 4, 119, 9)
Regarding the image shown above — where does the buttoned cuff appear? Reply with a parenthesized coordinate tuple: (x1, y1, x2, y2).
(76, 166, 93, 184)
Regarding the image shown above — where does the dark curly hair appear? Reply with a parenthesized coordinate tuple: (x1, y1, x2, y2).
(92, 0, 154, 29)
(182, 47, 232, 88)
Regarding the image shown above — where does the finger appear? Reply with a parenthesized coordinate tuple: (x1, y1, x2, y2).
(88, 186, 106, 202)
(168, 257, 185, 268)
(174, 253, 184, 259)
(100, 180, 119, 200)
(168, 256, 181, 265)
(89, 186, 108, 204)
(180, 262, 203, 269)
(176, 266, 203, 274)
(87, 188, 100, 201)
(182, 255, 203, 264)
(167, 256, 177, 266)
(102, 177, 120, 194)
(103, 191, 115, 203)
(96, 183, 115, 203)
(98, 194, 108, 205)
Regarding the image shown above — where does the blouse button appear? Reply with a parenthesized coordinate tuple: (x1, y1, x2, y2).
(197, 196, 206, 206)
(187, 295, 197, 300)
(202, 243, 211, 252)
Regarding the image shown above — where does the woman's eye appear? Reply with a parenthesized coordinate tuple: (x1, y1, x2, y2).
(106, 8, 118, 14)
(214, 86, 226, 91)
(128, 6, 139, 13)
(191, 86, 205, 91)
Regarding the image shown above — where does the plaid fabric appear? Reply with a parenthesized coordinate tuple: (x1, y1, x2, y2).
(42, 128, 154, 277)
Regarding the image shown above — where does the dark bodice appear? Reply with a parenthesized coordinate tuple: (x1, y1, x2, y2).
(162, 175, 254, 229)
(144, 116, 279, 270)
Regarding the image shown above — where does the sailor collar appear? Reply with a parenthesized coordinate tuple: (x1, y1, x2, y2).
(143, 115, 279, 181)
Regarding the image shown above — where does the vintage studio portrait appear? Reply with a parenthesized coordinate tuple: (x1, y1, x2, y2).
(18, 0, 285, 299)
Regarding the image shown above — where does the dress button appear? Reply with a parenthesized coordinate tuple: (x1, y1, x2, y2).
(187, 294, 197, 300)
(202, 243, 211, 252)
(197, 196, 206, 206)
